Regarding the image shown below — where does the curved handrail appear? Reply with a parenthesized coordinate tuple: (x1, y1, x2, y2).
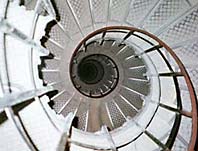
(70, 26, 198, 151)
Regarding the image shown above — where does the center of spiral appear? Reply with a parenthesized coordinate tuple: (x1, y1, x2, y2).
(70, 53, 119, 98)
(78, 58, 104, 84)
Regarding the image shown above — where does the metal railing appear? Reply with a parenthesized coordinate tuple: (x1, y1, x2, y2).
(0, 0, 197, 150)
(70, 26, 198, 151)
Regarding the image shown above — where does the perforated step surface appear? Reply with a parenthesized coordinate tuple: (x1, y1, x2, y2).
(0, 0, 198, 151)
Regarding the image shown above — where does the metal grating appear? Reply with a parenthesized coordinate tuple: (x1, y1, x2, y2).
(0, 0, 198, 150)
(55, 0, 80, 36)
(160, 8, 198, 45)
(143, 0, 189, 32)
(90, 0, 109, 23)
(67, 0, 92, 29)
(110, 0, 131, 23)
(48, 25, 69, 48)
(107, 100, 126, 128)
(126, 0, 158, 26)
(174, 39, 198, 66)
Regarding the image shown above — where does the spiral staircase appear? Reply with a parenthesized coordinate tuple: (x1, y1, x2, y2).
(0, 0, 198, 150)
